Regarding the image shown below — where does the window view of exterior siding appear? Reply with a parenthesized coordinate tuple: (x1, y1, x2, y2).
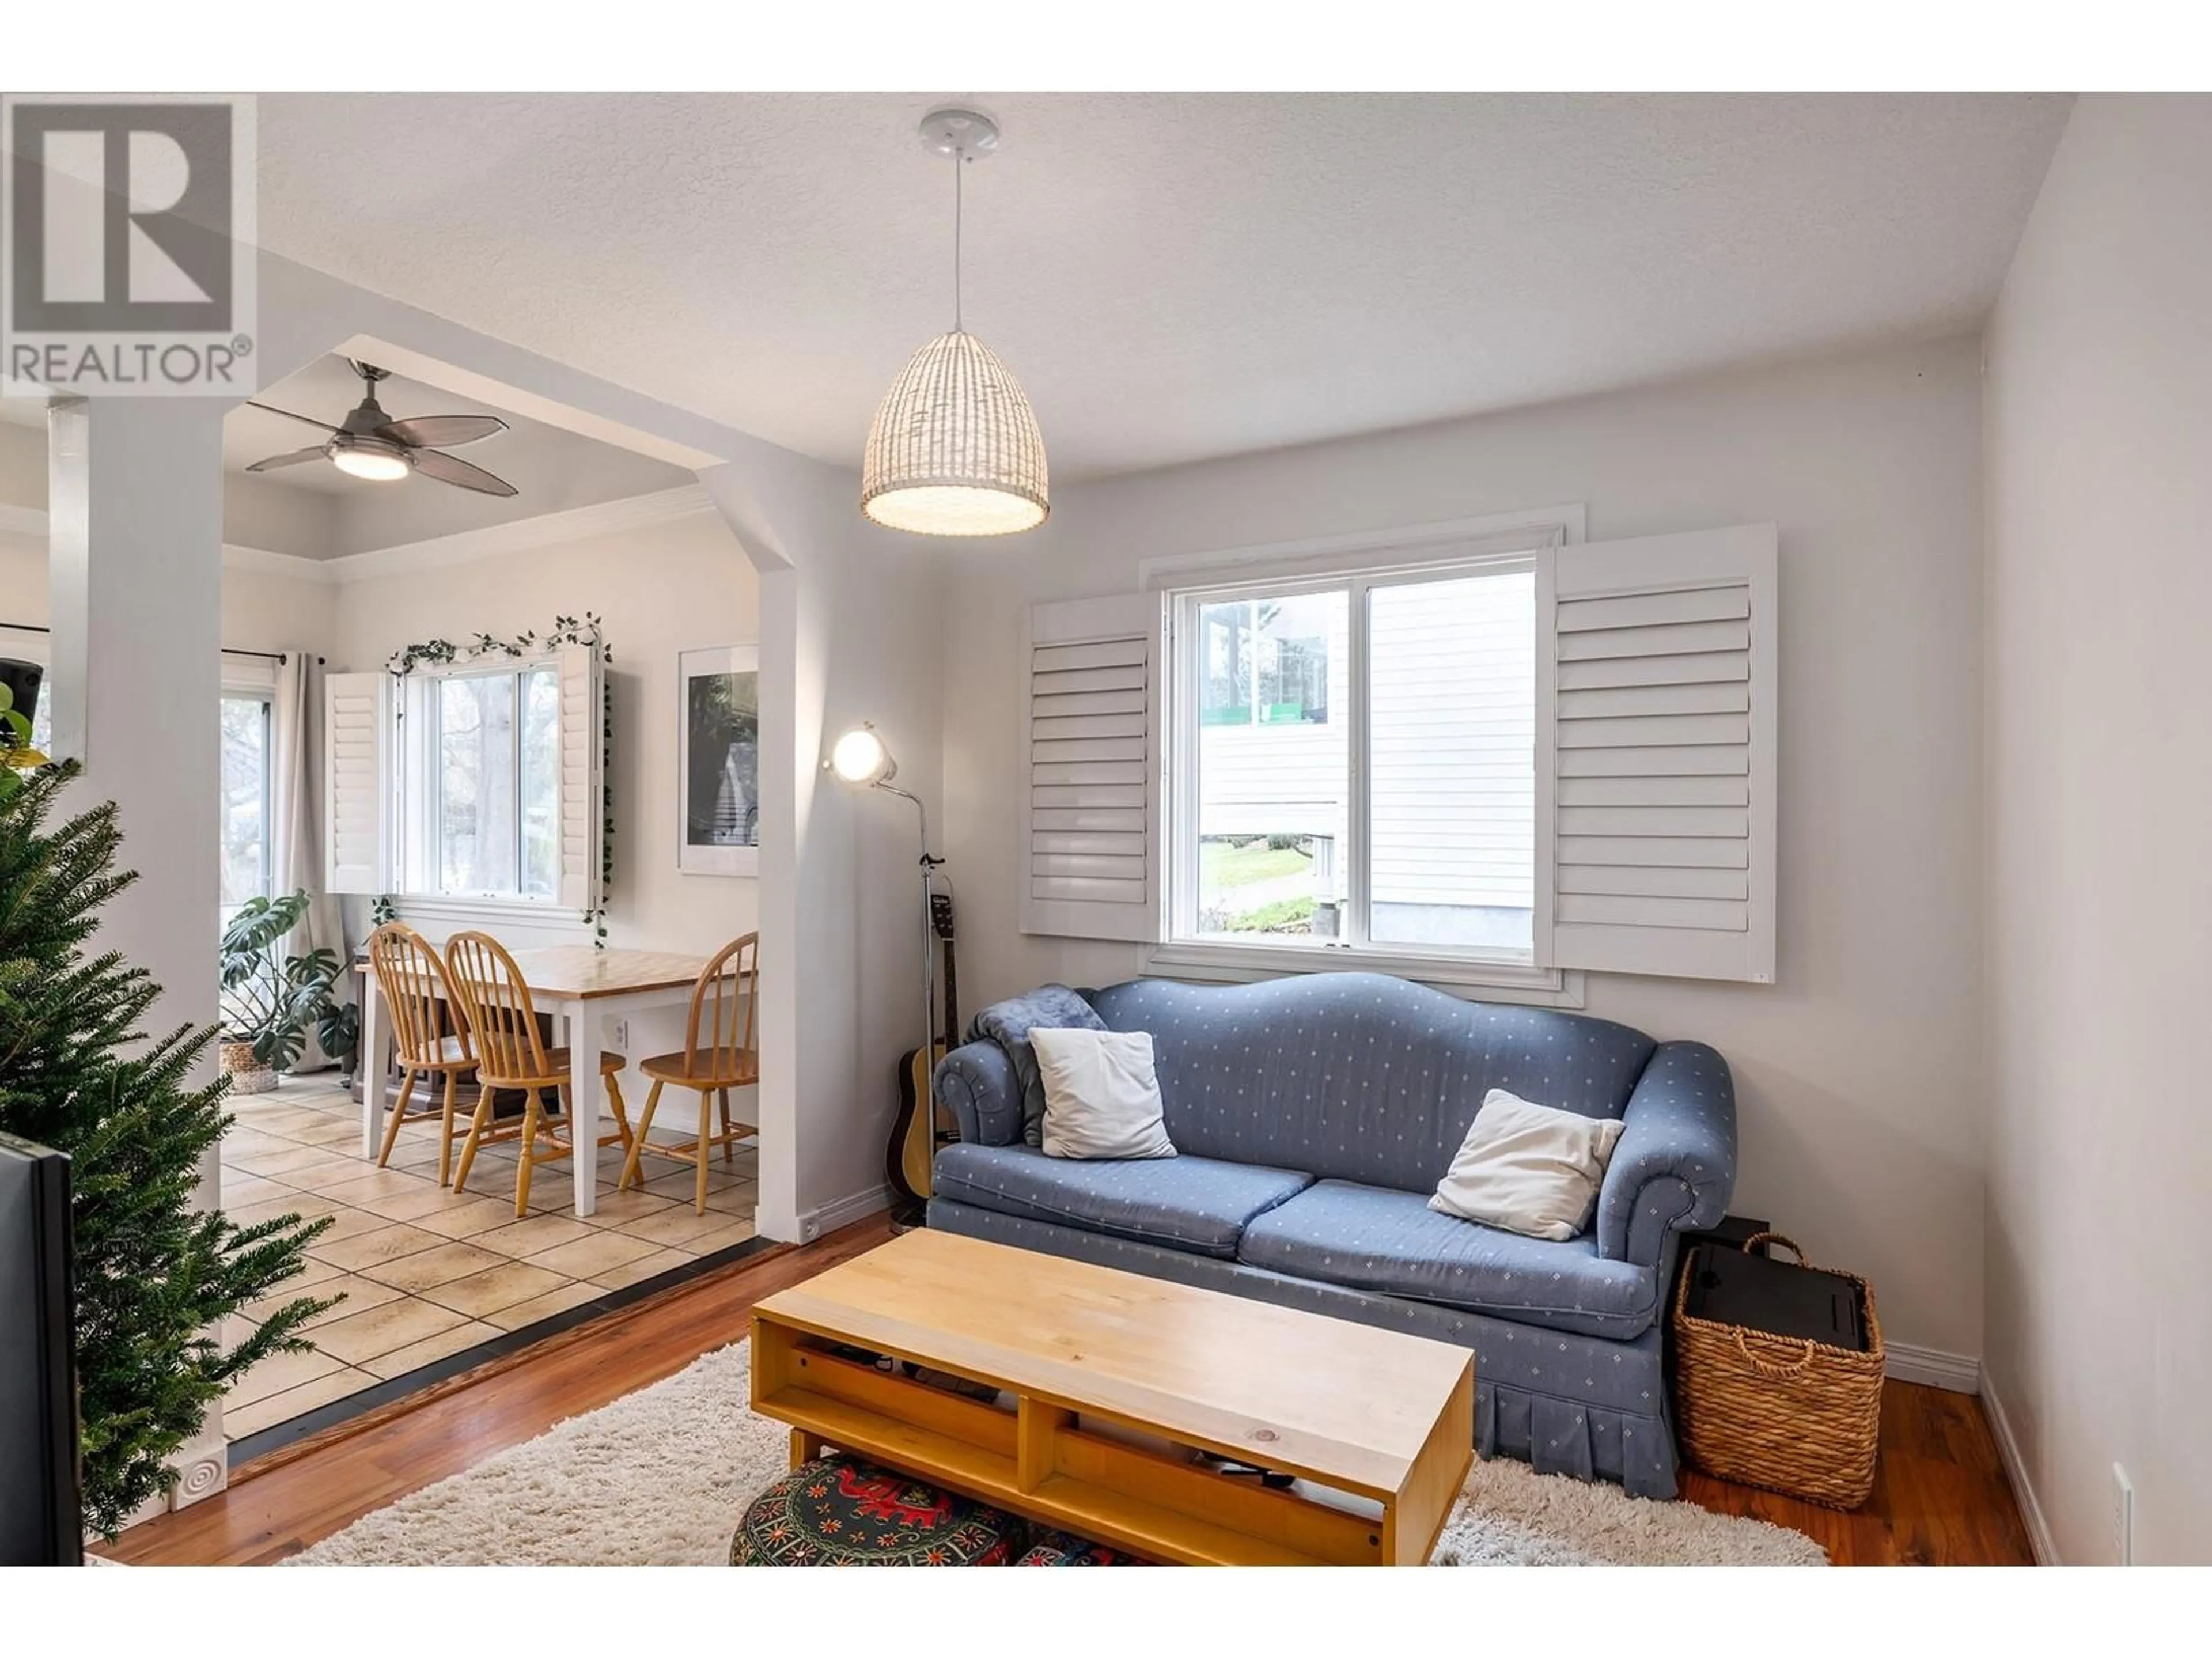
(1368, 570, 1535, 950)
(1192, 567, 1535, 950)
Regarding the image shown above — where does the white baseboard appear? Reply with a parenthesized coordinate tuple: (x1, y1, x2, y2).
(1884, 1340, 1982, 1395)
(1980, 1365, 2059, 1566)
(799, 1183, 892, 1243)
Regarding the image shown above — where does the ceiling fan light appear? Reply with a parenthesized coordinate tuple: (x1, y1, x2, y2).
(328, 438, 412, 482)
(861, 331, 1049, 538)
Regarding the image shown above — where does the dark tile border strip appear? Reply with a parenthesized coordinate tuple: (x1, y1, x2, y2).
(229, 1233, 777, 1467)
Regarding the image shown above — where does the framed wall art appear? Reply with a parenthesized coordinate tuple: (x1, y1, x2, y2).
(677, 645, 760, 876)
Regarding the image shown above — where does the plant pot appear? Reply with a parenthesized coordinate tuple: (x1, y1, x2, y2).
(218, 1039, 278, 1095)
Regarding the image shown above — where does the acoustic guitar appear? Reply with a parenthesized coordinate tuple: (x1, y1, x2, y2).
(887, 892, 957, 1222)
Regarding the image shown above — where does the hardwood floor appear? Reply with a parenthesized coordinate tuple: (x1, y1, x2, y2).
(1681, 1378, 2036, 1565)
(105, 1216, 2033, 1567)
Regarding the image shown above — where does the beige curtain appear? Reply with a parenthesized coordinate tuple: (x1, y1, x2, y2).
(272, 650, 345, 1071)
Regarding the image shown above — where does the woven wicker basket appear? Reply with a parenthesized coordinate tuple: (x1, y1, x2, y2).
(1673, 1232, 1884, 1509)
(219, 1039, 278, 1096)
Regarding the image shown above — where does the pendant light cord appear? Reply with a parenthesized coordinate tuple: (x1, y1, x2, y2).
(953, 147, 965, 334)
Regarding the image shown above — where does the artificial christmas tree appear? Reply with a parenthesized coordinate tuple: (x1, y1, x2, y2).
(0, 752, 336, 1536)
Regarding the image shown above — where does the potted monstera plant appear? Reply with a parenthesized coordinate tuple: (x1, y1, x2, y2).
(218, 891, 343, 1093)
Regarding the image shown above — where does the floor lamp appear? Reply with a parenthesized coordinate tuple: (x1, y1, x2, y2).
(827, 725, 944, 1219)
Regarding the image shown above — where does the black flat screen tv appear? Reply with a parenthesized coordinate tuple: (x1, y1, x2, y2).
(0, 1133, 82, 1566)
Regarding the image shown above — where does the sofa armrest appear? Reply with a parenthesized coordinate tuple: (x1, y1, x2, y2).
(933, 1040, 1023, 1147)
(1594, 1041, 1738, 1266)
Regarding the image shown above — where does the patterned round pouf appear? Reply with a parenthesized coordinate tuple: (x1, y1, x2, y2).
(730, 1456, 1024, 1566)
(1014, 1529, 1138, 1566)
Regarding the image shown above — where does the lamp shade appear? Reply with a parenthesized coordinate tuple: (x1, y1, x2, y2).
(861, 331, 1049, 536)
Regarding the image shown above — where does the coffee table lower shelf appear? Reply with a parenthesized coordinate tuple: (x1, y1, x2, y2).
(751, 1320, 1471, 1566)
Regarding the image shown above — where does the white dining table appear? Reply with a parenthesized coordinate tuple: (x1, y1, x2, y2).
(355, 946, 715, 1218)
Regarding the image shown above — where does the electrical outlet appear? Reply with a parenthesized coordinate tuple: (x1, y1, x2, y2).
(611, 1020, 629, 1051)
(2112, 1463, 2134, 1565)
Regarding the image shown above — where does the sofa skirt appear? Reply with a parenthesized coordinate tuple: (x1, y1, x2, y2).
(927, 1198, 1681, 1499)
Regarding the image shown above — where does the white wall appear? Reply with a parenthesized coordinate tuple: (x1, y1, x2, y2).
(1982, 93, 2212, 1566)
(222, 559, 339, 661)
(943, 336, 1988, 1361)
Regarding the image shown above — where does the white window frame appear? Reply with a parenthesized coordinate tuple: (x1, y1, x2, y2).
(395, 655, 566, 916)
(1144, 507, 1588, 1007)
(5, 628, 54, 757)
(218, 658, 277, 926)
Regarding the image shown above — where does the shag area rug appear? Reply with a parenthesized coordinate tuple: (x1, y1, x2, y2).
(288, 1342, 1825, 1567)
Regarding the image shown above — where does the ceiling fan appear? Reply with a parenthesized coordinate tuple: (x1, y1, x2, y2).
(245, 360, 518, 496)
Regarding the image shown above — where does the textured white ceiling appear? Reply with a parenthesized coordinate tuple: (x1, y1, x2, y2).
(263, 94, 2067, 478)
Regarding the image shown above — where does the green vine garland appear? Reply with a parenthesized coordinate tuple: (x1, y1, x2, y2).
(381, 613, 615, 947)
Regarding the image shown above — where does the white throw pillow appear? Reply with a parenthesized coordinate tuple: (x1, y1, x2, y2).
(1031, 1027, 1177, 1161)
(1429, 1088, 1626, 1241)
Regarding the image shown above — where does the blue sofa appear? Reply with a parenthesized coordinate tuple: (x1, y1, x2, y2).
(927, 972, 1737, 1498)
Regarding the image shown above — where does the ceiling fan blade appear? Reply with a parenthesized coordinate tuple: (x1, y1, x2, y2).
(245, 400, 342, 437)
(412, 448, 518, 497)
(376, 414, 508, 449)
(245, 445, 331, 473)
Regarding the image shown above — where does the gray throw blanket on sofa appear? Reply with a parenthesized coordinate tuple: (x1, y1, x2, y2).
(971, 983, 1105, 1148)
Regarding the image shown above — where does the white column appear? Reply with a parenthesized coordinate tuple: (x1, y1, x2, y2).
(47, 395, 228, 1508)
(703, 442, 945, 1247)
(748, 559, 805, 1243)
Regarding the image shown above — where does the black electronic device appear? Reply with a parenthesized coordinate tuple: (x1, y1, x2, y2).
(1683, 1239, 1868, 1352)
(0, 1134, 83, 1566)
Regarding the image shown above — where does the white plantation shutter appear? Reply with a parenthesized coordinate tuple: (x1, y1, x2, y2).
(555, 643, 604, 914)
(323, 671, 391, 895)
(1537, 523, 1777, 983)
(1019, 593, 1162, 941)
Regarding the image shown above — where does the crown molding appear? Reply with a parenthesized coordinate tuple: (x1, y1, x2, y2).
(223, 541, 335, 582)
(0, 483, 717, 588)
(317, 484, 715, 585)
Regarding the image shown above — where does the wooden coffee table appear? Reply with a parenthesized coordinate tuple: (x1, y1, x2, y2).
(749, 1230, 1474, 1565)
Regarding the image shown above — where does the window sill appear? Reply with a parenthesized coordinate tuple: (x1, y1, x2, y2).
(1142, 940, 1587, 1009)
(385, 894, 589, 931)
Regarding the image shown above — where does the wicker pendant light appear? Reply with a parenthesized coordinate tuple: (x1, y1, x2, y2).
(861, 109, 1049, 537)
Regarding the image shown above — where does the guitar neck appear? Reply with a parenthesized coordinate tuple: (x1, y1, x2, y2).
(930, 891, 958, 1051)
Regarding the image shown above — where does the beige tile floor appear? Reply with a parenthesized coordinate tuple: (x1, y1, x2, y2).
(221, 1078, 757, 1442)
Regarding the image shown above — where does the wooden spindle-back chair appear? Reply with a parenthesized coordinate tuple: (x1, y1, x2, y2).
(443, 930, 634, 1218)
(366, 922, 478, 1184)
(618, 933, 759, 1213)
